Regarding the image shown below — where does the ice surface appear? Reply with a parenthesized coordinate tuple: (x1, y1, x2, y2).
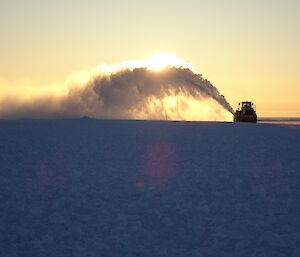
(0, 119, 299, 257)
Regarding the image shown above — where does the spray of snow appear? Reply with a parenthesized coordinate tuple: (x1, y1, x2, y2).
(0, 54, 233, 121)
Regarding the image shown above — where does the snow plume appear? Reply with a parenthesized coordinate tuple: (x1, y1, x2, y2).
(0, 55, 234, 121)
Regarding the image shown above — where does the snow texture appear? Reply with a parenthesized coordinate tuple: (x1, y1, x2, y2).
(0, 119, 299, 257)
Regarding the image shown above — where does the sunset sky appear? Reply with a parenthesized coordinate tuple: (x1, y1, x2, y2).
(1, 0, 299, 117)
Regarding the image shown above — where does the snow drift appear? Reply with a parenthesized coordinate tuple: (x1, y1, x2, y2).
(0, 56, 233, 121)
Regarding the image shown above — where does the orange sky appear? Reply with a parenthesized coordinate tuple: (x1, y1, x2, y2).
(0, 0, 299, 117)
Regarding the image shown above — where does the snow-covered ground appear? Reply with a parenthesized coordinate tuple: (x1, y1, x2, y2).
(0, 119, 299, 257)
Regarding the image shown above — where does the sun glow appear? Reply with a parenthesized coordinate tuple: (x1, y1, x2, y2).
(146, 53, 193, 71)
(161, 95, 232, 121)
(99, 53, 196, 75)
(136, 94, 232, 122)
(165, 96, 177, 108)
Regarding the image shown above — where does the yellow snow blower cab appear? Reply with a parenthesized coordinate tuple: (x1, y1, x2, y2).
(234, 101, 257, 123)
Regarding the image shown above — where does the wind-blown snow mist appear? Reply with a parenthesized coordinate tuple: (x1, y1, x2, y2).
(0, 55, 234, 121)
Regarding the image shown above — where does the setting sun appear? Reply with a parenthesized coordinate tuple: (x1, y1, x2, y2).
(97, 53, 195, 75)
(146, 53, 195, 72)
(147, 54, 182, 71)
